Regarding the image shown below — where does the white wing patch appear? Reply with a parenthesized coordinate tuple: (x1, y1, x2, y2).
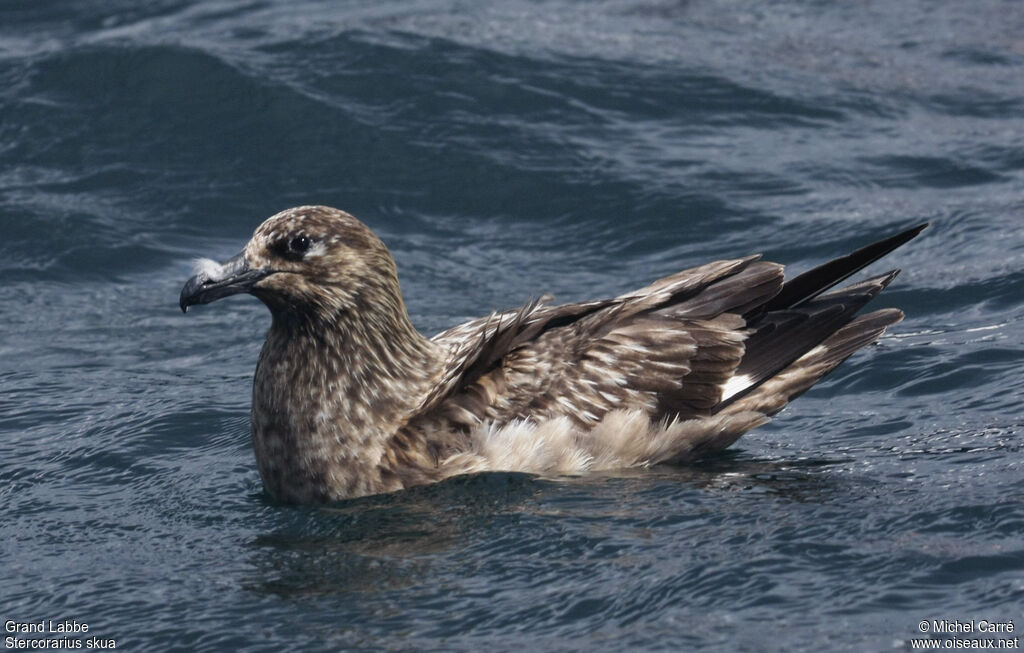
(720, 343, 832, 402)
(720, 374, 754, 402)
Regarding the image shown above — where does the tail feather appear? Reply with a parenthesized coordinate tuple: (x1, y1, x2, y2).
(719, 308, 903, 420)
(719, 270, 901, 408)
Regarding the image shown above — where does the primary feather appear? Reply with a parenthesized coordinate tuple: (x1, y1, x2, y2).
(179, 206, 925, 503)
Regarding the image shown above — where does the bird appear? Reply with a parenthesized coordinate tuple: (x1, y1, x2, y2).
(180, 206, 925, 503)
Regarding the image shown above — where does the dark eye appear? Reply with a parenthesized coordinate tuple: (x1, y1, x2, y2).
(289, 235, 311, 254)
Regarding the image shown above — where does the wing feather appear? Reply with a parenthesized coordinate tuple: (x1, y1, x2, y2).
(389, 223, 924, 478)
(410, 256, 783, 433)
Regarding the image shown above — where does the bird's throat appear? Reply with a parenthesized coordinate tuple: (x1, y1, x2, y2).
(250, 307, 440, 502)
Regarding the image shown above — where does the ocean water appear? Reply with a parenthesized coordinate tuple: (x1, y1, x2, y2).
(2, 1, 1023, 651)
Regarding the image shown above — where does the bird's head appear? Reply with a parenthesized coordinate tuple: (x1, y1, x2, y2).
(179, 206, 402, 319)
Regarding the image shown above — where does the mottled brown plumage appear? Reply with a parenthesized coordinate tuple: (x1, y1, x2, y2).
(180, 206, 924, 503)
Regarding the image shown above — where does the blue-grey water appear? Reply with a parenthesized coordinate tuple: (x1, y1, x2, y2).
(2, 1, 1023, 651)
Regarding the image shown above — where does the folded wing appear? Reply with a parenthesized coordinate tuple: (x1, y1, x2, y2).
(402, 223, 925, 466)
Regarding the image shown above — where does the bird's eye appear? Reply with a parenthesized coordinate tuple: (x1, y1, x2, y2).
(289, 235, 312, 254)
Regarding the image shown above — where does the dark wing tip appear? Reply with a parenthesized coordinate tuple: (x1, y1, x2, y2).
(758, 222, 927, 315)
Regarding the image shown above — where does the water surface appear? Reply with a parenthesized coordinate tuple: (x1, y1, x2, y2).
(2, 1, 1023, 651)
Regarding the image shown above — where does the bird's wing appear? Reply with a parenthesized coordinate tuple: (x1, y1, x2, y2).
(394, 223, 924, 475)
(412, 256, 783, 431)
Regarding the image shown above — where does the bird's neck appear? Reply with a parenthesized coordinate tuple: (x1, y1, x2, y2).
(251, 300, 441, 502)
